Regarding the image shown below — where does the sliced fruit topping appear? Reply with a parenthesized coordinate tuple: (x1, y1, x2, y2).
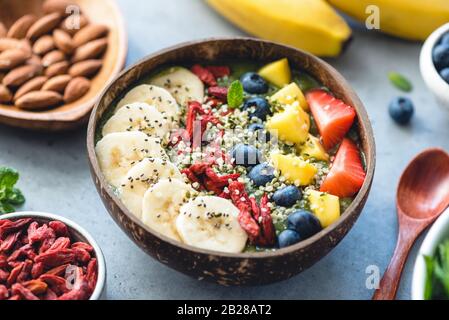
(266, 103, 310, 144)
(150, 67, 204, 106)
(258, 58, 291, 88)
(270, 152, 317, 186)
(270, 82, 308, 110)
(306, 89, 356, 150)
(320, 138, 366, 198)
(298, 134, 329, 162)
(307, 190, 340, 228)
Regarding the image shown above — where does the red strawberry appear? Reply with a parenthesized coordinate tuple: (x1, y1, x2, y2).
(307, 89, 356, 150)
(191, 64, 217, 87)
(320, 138, 366, 198)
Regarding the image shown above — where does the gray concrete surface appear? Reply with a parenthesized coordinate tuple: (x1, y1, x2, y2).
(1, 0, 448, 300)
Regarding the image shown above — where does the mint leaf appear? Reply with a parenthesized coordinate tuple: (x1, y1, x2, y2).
(0, 166, 25, 214)
(388, 72, 413, 92)
(227, 80, 244, 109)
(0, 202, 15, 214)
(6, 188, 25, 205)
(0, 167, 19, 189)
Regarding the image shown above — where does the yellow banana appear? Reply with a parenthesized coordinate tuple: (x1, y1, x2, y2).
(206, 0, 352, 57)
(328, 0, 449, 41)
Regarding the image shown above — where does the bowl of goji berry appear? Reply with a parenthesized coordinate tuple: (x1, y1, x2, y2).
(0, 212, 106, 300)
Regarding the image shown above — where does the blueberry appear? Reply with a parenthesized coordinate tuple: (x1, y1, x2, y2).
(278, 230, 301, 248)
(433, 44, 449, 70)
(287, 210, 322, 240)
(440, 68, 449, 84)
(272, 186, 302, 208)
(243, 97, 272, 121)
(248, 123, 271, 142)
(240, 72, 269, 94)
(440, 33, 449, 45)
(231, 144, 263, 167)
(248, 163, 275, 187)
(389, 97, 414, 125)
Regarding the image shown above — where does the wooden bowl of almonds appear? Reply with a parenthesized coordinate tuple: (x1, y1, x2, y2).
(0, 0, 127, 131)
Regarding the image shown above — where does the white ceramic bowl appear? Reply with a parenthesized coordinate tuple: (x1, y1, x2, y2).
(420, 23, 449, 111)
(0, 212, 106, 300)
(411, 209, 449, 300)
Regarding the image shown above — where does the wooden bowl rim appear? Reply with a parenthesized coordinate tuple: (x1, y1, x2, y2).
(87, 37, 376, 259)
(0, 0, 128, 128)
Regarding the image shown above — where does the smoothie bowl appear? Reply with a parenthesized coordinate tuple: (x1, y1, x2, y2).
(87, 38, 375, 285)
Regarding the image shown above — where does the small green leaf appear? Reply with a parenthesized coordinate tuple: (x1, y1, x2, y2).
(0, 167, 19, 189)
(388, 72, 413, 92)
(6, 188, 25, 205)
(424, 255, 435, 300)
(0, 201, 15, 214)
(227, 80, 244, 109)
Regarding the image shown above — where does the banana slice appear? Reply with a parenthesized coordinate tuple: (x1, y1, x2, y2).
(103, 102, 170, 141)
(150, 67, 205, 106)
(95, 132, 167, 188)
(116, 84, 180, 123)
(176, 196, 248, 253)
(141, 178, 194, 241)
(118, 158, 183, 219)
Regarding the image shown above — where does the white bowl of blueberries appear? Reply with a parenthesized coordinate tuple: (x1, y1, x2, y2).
(420, 23, 449, 111)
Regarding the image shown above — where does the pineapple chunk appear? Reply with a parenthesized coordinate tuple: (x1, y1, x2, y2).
(258, 58, 291, 88)
(271, 153, 317, 186)
(266, 104, 310, 144)
(299, 134, 329, 162)
(271, 83, 309, 111)
(307, 190, 340, 228)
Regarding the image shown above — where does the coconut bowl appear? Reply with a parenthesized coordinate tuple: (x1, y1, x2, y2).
(0, 0, 127, 131)
(87, 38, 376, 286)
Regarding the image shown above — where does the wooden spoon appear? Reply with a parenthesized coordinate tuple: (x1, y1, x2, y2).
(373, 148, 449, 300)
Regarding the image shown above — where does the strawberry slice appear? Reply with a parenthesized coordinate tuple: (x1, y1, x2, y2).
(320, 138, 366, 198)
(307, 89, 356, 150)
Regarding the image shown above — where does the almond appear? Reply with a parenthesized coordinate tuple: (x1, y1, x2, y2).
(0, 38, 32, 55)
(26, 13, 62, 40)
(73, 24, 108, 47)
(42, 50, 65, 67)
(43, 0, 76, 15)
(2, 64, 42, 87)
(61, 14, 88, 35)
(53, 29, 73, 54)
(15, 90, 63, 110)
(72, 38, 108, 63)
(7, 15, 37, 39)
(64, 76, 90, 103)
(69, 59, 102, 78)
(45, 60, 69, 77)
(42, 74, 71, 93)
(0, 49, 32, 71)
(0, 23, 6, 38)
(32, 35, 55, 55)
(0, 84, 13, 103)
(26, 55, 43, 68)
(14, 76, 48, 100)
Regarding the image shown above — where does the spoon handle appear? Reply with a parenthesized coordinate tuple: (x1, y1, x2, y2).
(372, 229, 417, 300)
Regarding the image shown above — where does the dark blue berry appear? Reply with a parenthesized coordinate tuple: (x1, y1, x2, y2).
(440, 68, 449, 84)
(248, 163, 275, 187)
(278, 229, 301, 248)
(240, 72, 269, 94)
(243, 97, 272, 121)
(248, 123, 271, 142)
(287, 210, 322, 240)
(433, 44, 449, 70)
(231, 144, 263, 167)
(440, 33, 449, 45)
(272, 186, 302, 208)
(389, 97, 414, 125)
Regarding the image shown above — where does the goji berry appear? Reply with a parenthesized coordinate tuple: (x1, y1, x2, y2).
(0, 269, 9, 282)
(0, 219, 32, 238)
(86, 258, 98, 293)
(44, 288, 58, 300)
(47, 237, 71, 252)
(17, 259, 33, 283)
(72, 242, 94, 253)
(0, 231, 22, 252)
(39, 274, 69, 295)
(73, 247, 91, 264)
(0, 284, 8, 300)
(205, 66, 231, 78)
(44, 263, 70, 277)
(31, 262, 44, 279)
(6, 262, 24, 286)
(11, 283, 39, 300)
(208, 86, 228, 101)
(49, 221, 69, 238)
(29, 224, 56, 244)
(191, 64, 217, 87)
(23, 280, 48, 295)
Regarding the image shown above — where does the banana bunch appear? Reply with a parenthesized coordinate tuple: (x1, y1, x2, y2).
(206, 0, 449, 57)
(328, 0, 449, 41)
(206, 0, 352, 57)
